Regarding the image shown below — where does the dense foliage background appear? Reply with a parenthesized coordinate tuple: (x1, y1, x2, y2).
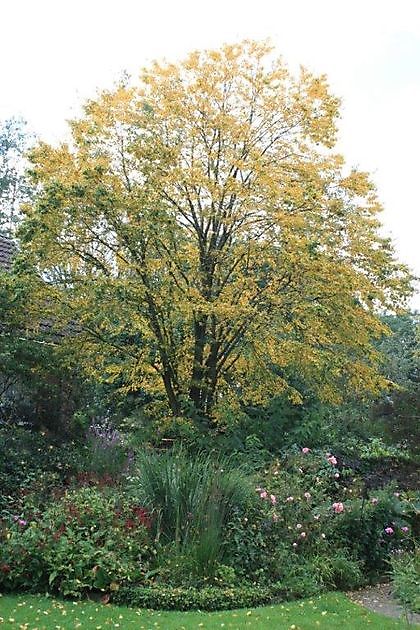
(0, 42, 418, 612)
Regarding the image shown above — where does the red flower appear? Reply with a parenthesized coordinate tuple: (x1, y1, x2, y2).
(53, 523, 66, 541)
(132, 506, 152, 529)
(1, 564, 10, 574)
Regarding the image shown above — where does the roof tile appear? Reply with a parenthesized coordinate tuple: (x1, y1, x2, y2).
(0, 234, 15, 271)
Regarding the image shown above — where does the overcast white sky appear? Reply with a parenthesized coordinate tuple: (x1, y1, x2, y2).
(1, 0, 419, 307)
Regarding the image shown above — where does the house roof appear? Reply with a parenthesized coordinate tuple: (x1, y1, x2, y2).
(0, 234, 15, 271)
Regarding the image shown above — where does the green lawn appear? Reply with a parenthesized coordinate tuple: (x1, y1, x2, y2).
(0, 592, 415, 629)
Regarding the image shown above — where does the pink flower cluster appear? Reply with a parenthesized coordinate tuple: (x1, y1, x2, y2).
(327, 453, 337, 466)
(332, 502, 344, 514)
(256, 488, 277, 505)
(384, 523, 409, 536)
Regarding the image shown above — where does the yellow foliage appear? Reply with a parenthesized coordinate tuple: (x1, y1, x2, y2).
(20, 40, 413, 422)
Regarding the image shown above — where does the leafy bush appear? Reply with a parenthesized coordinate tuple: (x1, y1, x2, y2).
(224, 450, 416, 584)
(308, 553, 364, 590)
(0, 487, 152, 596)
(113, 584, 275, 611)
(0, 425, 79, 512)
(331, 489, 414, 574)
(390, 547, 420, 613)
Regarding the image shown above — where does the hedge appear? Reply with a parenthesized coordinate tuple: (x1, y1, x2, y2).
(112, 584, 276, 611)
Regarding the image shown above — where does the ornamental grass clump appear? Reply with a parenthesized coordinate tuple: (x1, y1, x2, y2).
(129, 449, 253, 578)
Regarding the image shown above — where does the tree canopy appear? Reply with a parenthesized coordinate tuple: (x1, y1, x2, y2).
(0, 117, 32, 233)
(20, 40, 412, 425)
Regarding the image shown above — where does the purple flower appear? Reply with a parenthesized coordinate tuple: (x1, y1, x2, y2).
(384, 527, 394, 535)
(401, 526, 409, 533)
(17, 519, 27, 527)
(88, 422, 121, 448)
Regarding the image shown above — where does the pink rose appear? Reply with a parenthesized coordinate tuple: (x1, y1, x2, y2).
(327, 454, 337, 466)
(371, 498, 378, 505)
(260, 490, 268, 499)
(384, 527, 394, 535)
(401, 526, 409, 533)
(332, 502, 344, 514)
(270, 494, 277, 505)
(300, 531, 306, 538)
(302, 447, 310, 454)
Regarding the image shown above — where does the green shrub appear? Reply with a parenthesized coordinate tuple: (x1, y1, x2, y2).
(113, 584, 275, 611)
(224, 452, 416, 584)
(222, 454, 336, 583)
(390, 547, 420, 613)
(0, 425, 80, 512)
(0, 487, 152, 596)
(331, 489, 414, 574)
(309, 553, 364, 590)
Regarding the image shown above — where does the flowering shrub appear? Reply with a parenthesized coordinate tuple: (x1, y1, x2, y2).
(1, 439, 417, 602)
(223, 449, 417, 587)
(332, 489, 415, 573)
(0, 487, 153, 596)
(82, 422, 131, 478)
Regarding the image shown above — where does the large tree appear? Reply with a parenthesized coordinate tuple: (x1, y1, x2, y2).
(20, 41, 412, 425)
